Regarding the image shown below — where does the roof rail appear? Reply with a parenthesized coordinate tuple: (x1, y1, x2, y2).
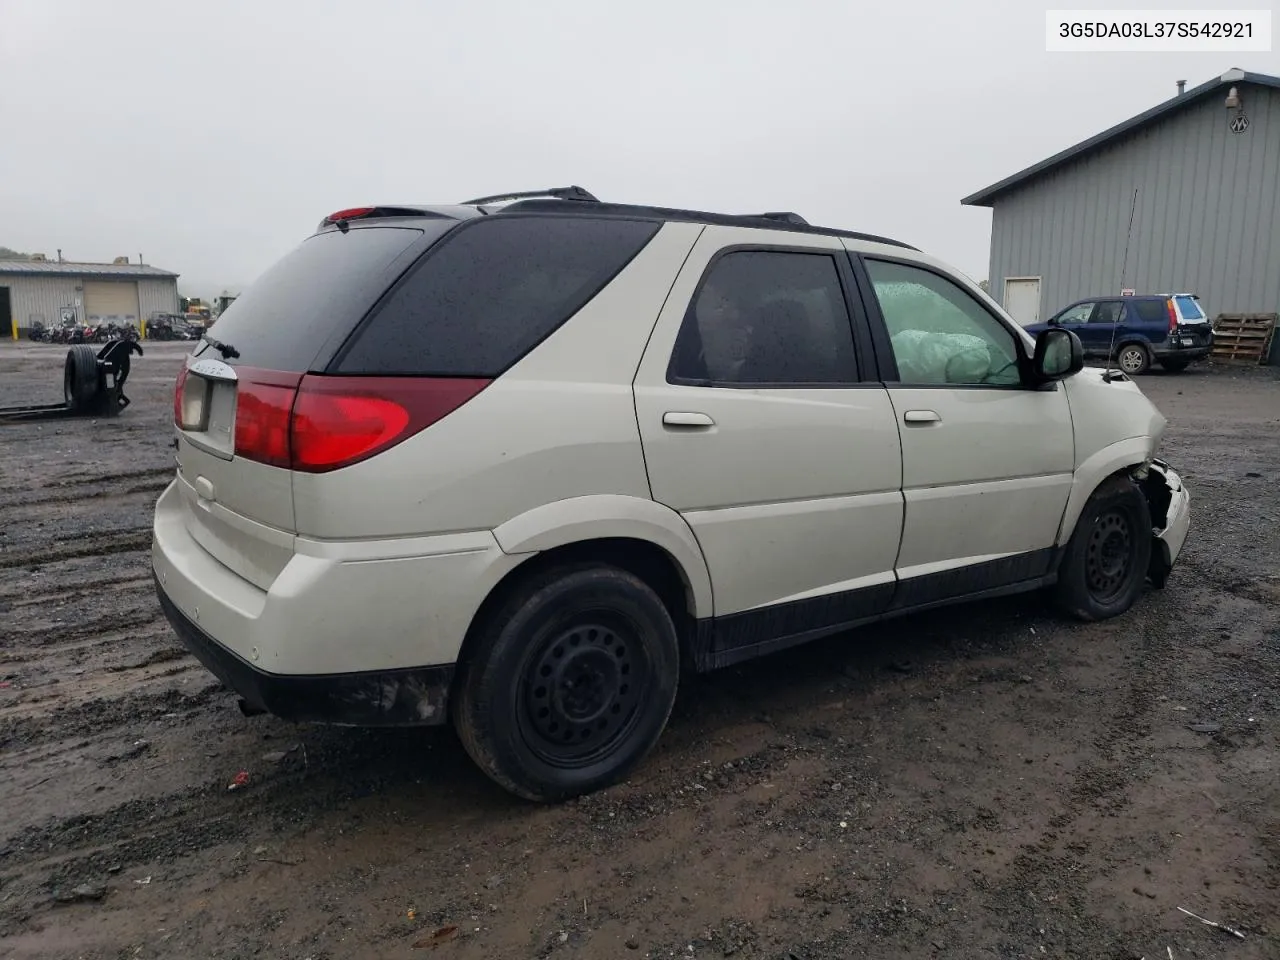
(464, 185, 599, 205)
(753, 212, 809, 225)
(493, 198, 918, 250)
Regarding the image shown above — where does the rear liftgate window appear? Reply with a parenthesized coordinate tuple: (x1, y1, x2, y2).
(1174, 295, 1205, 320)
(334, 215, 661, 376)
(201, 224, 440, 372)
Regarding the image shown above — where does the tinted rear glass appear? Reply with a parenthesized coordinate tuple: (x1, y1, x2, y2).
(334, 215, 660, 376)
(1130, 299, 1167, 323)
(200, 225, 443, 371)
(1175, 295, 1205, 319)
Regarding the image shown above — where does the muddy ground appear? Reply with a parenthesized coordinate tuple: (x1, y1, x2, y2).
(0, 340, 1277, 960)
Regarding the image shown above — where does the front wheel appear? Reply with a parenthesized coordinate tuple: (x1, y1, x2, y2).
(1053, 476, 1153, 621)
(452, 564, 680, 802)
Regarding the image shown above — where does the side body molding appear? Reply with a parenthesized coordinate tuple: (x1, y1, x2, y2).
(491, 495, 715, 618)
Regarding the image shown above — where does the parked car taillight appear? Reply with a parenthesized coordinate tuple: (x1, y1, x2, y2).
(1167, 299, 1178, 332)
(229, 373, 491, 473)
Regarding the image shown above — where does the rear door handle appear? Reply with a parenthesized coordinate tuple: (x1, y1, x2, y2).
(903, 409, 941, 425)
(663, 411, 715, 428)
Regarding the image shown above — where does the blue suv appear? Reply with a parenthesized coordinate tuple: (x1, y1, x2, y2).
(1027, 294, 1213, 374)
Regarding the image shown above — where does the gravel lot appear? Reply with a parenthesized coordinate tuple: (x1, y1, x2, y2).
(1, 341, 1277, 960)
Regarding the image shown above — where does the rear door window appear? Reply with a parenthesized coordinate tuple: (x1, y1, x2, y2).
(335, 215, 660, 376)
(1090, 301, 1124, 325)
(667, 250, 859, 385)
(1174, 295, 1205, 320)
(200, 225, 440, 372)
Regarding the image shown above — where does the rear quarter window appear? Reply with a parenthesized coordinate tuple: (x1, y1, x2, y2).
(335, 215, 661, 376)
(1130, 300, 1168, 323)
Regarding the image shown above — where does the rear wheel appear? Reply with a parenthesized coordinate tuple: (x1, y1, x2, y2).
(1053, 476, 1152, 621)
(1159, 359, 1190, 372)
(453, 564, 680, 802)
(1116, 344, 1150, 375)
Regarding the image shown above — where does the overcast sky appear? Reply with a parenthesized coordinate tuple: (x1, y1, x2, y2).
(1, 1, 1274, 297)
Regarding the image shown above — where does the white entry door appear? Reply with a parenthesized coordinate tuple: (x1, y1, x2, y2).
(1003, 277, 1041, 327)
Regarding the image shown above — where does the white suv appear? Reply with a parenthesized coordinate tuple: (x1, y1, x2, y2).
(152, 188, 1191, 801)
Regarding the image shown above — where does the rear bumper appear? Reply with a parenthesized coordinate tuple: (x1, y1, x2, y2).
(156, 579, 453, 725)
(1152, 344, 1211, 361)
(1153, 328, 1213, 361)
(151, 478, 523, 682)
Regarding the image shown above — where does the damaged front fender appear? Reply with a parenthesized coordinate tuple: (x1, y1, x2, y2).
(1135, 460, 1191, 588)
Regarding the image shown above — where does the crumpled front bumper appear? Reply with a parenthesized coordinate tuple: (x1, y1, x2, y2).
(1146, 459, 1191, 586)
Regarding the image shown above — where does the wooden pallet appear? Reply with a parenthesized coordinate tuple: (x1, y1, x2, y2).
(1211, 313, 1276, 364)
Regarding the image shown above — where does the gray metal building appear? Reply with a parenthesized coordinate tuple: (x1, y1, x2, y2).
(0, 258, 180, 340)
(962, 67, 1280, 327)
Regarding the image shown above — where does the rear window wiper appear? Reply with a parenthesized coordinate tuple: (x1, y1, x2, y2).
(202, 335, 240, 360)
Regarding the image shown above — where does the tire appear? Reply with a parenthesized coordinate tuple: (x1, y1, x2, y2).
(63, 345, 102, 411)
(453, 564, 680, 802)
(1115, 343, 1150, 375)
(1053, 476, 1152, 621)
(1159, 359, 1190, 373)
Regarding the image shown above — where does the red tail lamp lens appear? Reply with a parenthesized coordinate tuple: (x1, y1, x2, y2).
(233, 381, 296, 468)
(291, 391, 411, 471)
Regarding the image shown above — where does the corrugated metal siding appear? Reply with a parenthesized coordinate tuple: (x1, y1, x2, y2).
(989, 82, 1280, 321)
(138, 278, 179, 322)
(4, 275, 82, 336)
(3, 275, 179, 337)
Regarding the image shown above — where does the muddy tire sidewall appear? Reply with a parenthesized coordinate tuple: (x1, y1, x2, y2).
(453, 565, 680, 802)
(1054, 476, 1153, 621)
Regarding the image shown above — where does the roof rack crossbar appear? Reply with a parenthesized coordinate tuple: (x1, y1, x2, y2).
(464, 186, 599, 205)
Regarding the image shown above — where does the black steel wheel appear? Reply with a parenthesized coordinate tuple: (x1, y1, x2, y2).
(1083, 509, 1133, 605)
(520, 616, 650, 767)
(1054, 476, 1152, 621)
(453, 564, 680, 802)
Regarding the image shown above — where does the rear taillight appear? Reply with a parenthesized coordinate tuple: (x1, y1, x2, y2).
(173, 365, 188, 427)
(1167, 299, 1178, 332)
(229, 372, 490, 472)
(234, 379, 297, 469)
(289, 376, 490, 472)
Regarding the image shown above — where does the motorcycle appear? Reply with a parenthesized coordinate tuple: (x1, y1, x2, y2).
(50, 323, 79, 344)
